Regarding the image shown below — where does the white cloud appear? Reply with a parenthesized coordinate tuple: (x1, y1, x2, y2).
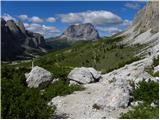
(97, 27, 122, 34)
(46, 17, 56, 22)
(1, 13, 16, 21)
(59, 10, 123, 26)
(122, 19, 132, 27)
(18, 14, 28, 21)
(23, 23, 29, 28)
(25, 23, 60, 38)
(125, 2, 141, 10)
(30, 16, 43, 23)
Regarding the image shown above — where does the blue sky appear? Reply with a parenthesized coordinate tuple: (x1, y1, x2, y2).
(1, 1, 146, 38)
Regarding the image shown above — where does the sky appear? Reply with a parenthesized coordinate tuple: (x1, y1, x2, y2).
(1, 1, 146, 38)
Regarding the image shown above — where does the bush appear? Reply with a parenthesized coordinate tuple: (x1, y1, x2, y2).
(132, 80, 159, 104)
(120, 104, 159, 119)
(42, 80, 84, 101)
(1, 77, 54, 119)
(119, 80, 159, 119)
(153, 56, 159, 67)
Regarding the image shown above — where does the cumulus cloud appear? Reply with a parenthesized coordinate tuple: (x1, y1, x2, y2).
(18, 14, 28, 21)
(46, 17, 56, 22)
(25, 23, 60, 38)
(59, 10, 123, 26)
(1, 13, 16, 21)
(125, 2, 141, 10)
(30, 16, 43, 23)
(97, 27, 122, 34)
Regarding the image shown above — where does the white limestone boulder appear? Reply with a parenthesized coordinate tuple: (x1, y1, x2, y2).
(94, 79, 131, 111)
(25, 66, 53, 88)
(67, 67, 101, 84)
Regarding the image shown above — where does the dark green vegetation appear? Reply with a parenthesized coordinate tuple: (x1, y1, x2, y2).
(46, 39, 72, 51)
(12, 36, 145, 76)
(120, 80, 159, 119)
(145, 56, 159, 77)
(2, 36, 146, 118)
(1, 65, 83, 118)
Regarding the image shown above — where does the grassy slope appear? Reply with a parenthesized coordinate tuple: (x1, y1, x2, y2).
(10, 36, 145, 78)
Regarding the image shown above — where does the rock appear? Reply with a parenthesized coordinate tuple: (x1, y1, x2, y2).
(94, 79, 131, 111)
(154, 65, 159, 73)
(130, 101, 143, 107)
(118, 2, 159, 46)
(1, 18, 47, 61)
(51, 78, 59, 84)
(150, 102, 157, 108)
(17, 20, 27, 35)
(133, 2, 159, 33)
(26, 66, 53, 88)
(59, 23, 100, 41)
(67, 67, 101, 84)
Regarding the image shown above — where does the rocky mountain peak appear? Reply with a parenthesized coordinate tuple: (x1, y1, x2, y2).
(60, 23, 100, 41)
(17, 20, 26, 35)
(133, 1, 159, 33)
(1, 19, 47, 61)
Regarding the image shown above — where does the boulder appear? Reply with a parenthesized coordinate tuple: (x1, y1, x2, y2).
(25, 66, 53, 88)
(94, 79, 131, 111)
(67, 67, 101, 84)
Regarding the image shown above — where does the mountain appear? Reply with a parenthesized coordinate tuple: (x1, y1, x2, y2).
(1, 19, 47, 61)
(46, 23, 100, 51)
(59, 23, 100, 41)
(119, 1, 159, 46)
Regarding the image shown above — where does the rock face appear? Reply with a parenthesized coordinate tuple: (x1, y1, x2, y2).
(59, 23, 100, 41)
(133, 1, 159, 33)
(1, 19, 47, 61)
(67, 67, 101, 84)
(25, 66, 53, 88)
(119, 1, 159, 45)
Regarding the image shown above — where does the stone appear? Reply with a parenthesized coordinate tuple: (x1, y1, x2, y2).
(26, 66, 53, 88)
(130, 101, 143, 107)
(67, 67, 101, 84)
(94, 79, 130, 111)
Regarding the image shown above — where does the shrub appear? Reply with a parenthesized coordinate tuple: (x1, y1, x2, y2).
(132, 80, 159, 104)
(1, 77, 54, 119)
(119, 80, 159, 119)
(153, 56, 159, 67)
(120, 104, 159, 119)
(42, 80, 84, 101)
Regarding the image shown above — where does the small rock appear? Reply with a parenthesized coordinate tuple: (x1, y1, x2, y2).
(150, 102, 157, 108)
(130, 101, 143, 107)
